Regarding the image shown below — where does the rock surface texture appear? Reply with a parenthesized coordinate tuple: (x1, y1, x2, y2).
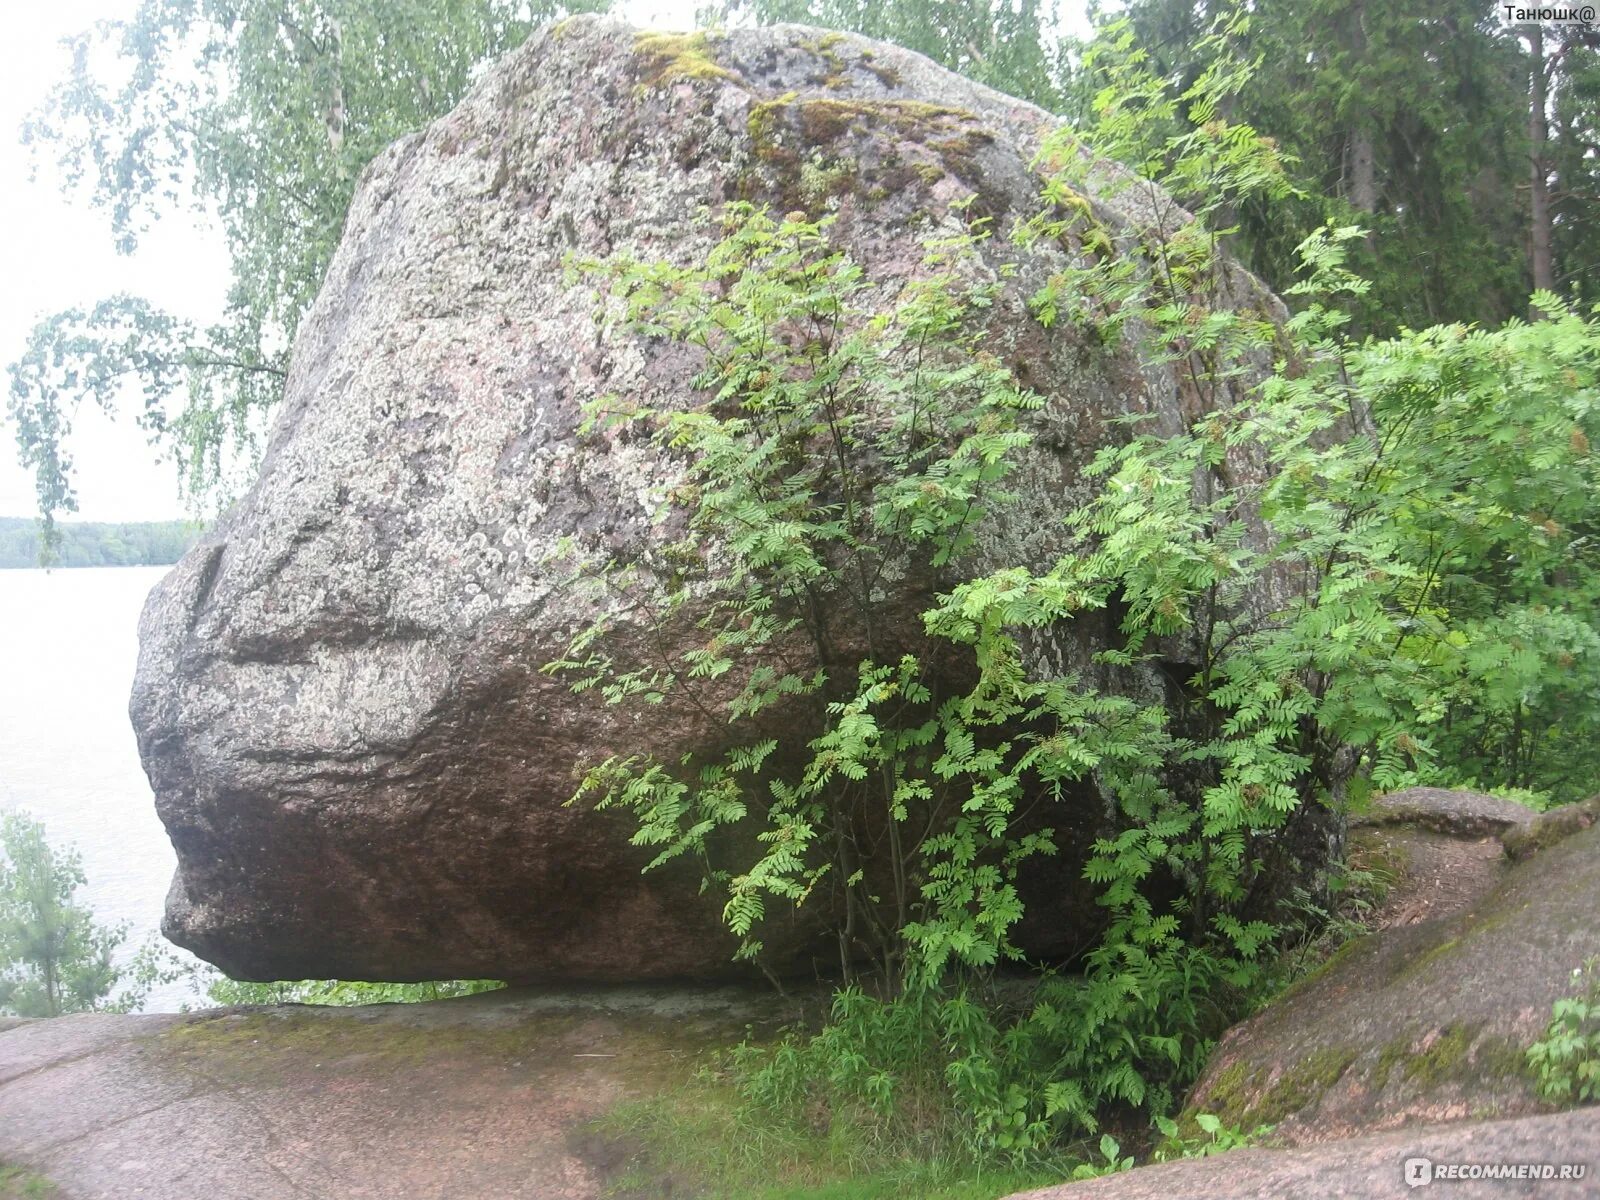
(132, 17, 1283, 982)
(1006, 1110, 1600, 1200)
(0, 987, 790, 1200)
(5, 990, 1593, 1200)
(1184, 807, 1600, 1144)
(1351, 786, 1538, 840)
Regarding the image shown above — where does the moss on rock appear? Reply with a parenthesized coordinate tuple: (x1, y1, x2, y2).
(633, 32, 735, 88)
(1255, 1047, 1360, 1126)
(1402, 1025, 1475, 1088)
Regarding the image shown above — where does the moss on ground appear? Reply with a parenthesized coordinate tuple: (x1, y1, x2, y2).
(1372, 1024, 1534, 1098)
(1194, 1045, 1359, 1131)
(1196, 1058, 1270, 1130)
(155, 1010, 558, 1086)
(1398, 937, 1462, 983)
(1470, 1035, 1536, 1090)
(1373, 1038, 1410, 1092)
(582, 1070, 1062, 1200)
(1503, 798, 1600, 861)
(152, 1007, 718, 1097)
(0, 1163, 54, 1199)
(1270, 932, 1377, 1007)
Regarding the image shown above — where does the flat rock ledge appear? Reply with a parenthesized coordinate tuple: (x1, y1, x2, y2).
(1351, 786, 1537, 839)
(0, 985, 793, 1200)
(1006, 1110, 1599, 1200)
(1182, 822, 1600, 1145)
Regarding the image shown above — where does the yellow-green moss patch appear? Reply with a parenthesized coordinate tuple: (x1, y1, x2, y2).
(1403, 1025, 1475, 1088)
(793, 98, 977, 145)
(634, 32, 735, 88)
(1195, 1057, 1270, 1130)
(0, 1161, 56, 1199)
(1256, 1046, 1360, 1125)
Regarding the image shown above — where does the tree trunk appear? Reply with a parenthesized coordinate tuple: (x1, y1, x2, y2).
(1528, 24, 1556, 303)
(1348, 133, 1377, 214)
(1345, 0, 1377, 250)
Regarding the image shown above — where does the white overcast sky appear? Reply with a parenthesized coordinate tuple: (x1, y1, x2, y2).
(0, 0, 1081, 522)
(1, 0, 224, 522)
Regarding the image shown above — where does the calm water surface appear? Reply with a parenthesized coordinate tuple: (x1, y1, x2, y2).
(0, 565, 204, 1011)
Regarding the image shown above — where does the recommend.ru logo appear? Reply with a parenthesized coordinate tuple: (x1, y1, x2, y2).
(1403, 1155, 1590, 1187)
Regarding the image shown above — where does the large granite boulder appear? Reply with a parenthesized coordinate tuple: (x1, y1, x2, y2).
(132, 16, 1286, 983)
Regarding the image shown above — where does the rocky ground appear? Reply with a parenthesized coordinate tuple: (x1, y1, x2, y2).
(5, 791, 1594, 1200)
(1182, 791, 1599, 1145)
(1020, 791, 1600, 1199)
(0, 986, 796, 1200)
(1012, 1111, 1600, 1200)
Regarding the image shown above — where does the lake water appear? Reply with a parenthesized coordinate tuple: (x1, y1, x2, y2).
(0, 564, 205, 1011)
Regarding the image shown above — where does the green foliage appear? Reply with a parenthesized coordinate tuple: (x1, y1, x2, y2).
(1527, 957, 1600, 1106)
(8, 0, 603, 546)
(1099, 0, 1531, 332)
(1548, 28, 1600, 300)
(1150, 1110, 1263, 1160)
(557, 14, 1600, 1156)
(0, 517, 200, 569)
(0, 813, 140, 1017)
(203, 977, 504, 1006)
(555, 203, 1043, 989)
(555, 148, 1294, 1151)
(1349, 305, 1600, 800)
(593, 1062, 1062, 1200)
(727, 0, 1560, 330)
(1066, 1134, 1132, 1180)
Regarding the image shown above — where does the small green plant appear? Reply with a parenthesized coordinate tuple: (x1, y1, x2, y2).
(1067, 1134, 1133, 1180)
(1527, 958, 1600, 1105)
(1152, 1111, 1263, 1159)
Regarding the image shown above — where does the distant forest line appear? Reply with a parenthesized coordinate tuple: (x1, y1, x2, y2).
(0, 517, 201, 569)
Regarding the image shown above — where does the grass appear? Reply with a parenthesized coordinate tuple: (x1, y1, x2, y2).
(584, 1067, 1062, 1200)
(0, 1163, 55, 1199)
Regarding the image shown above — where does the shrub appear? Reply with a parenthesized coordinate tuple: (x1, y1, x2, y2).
(551, 11, 1600, 1158)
